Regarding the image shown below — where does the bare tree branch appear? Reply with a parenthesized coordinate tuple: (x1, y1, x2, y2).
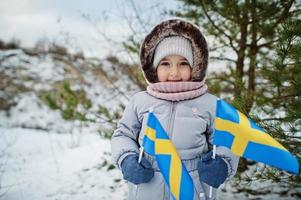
(199, 0, 239, 54)
(210, 56, 236, 62)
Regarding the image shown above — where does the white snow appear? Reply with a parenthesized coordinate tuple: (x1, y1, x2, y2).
(0, 127, 127, 200)
(0, 92, 72, 133)
(0, 50, 65, 83)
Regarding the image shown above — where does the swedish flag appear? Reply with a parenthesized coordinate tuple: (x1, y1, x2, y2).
(143, 112, 194, 200)
(213, 99, 299, 174)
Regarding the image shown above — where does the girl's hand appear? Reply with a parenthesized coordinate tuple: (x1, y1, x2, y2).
(197, 151, 228, 188)
(121, 154, 154, 184)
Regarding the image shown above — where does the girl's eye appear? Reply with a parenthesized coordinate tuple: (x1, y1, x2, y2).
(160, 62, 170, 66)
(180, 62, 190, 66)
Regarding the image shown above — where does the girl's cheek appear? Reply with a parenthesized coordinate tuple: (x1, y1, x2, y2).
(157, 71, 168, 82)
(181, 69, 192, 81)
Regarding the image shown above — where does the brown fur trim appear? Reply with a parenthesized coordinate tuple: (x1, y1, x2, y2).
(139, 18, 208, 83)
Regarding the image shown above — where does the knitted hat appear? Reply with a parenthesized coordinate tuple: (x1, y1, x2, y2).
(153, 36, 193, 68)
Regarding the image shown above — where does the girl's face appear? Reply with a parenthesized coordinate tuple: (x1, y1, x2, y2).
(156, 55, 192, 82)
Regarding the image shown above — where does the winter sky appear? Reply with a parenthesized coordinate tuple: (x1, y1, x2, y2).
(0, 0, 230, 71)
(0, 0, 179, 58)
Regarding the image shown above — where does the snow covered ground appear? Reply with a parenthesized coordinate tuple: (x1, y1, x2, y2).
(0, 127, 127, 200)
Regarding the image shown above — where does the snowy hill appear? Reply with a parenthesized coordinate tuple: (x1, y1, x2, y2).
(0, 44, 140, 130)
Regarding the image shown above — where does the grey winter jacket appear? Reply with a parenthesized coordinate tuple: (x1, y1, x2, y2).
(111, 91, 239, 200)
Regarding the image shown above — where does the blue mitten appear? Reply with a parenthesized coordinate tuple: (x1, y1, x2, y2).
(197, 151, 228, 188)
(121, 154, 154, 184)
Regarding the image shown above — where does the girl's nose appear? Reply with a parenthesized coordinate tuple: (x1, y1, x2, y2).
(169, 64, 180, 78)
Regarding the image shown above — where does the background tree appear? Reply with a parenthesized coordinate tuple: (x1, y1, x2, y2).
(172, 0, 298, 109)
(255, 17, 301, 185)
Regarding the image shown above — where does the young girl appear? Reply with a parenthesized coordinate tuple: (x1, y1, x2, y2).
(111, 18, 239, 200)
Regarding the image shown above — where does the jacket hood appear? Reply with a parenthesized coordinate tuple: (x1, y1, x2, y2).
(139, 18, 208, 83)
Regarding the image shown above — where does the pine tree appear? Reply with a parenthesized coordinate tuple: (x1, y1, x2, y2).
(255, 18, 301, 186)
(172, 0, 298, 111)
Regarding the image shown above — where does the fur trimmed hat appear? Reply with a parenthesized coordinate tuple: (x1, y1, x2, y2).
(139, 18, 208, 83)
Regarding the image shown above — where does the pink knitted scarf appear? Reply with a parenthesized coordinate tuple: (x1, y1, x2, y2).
(146, 81, 208, 101)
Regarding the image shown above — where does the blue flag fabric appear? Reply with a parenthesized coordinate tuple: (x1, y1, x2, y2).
(142, 112, 195, 200)
(213, 99, 299, 174)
